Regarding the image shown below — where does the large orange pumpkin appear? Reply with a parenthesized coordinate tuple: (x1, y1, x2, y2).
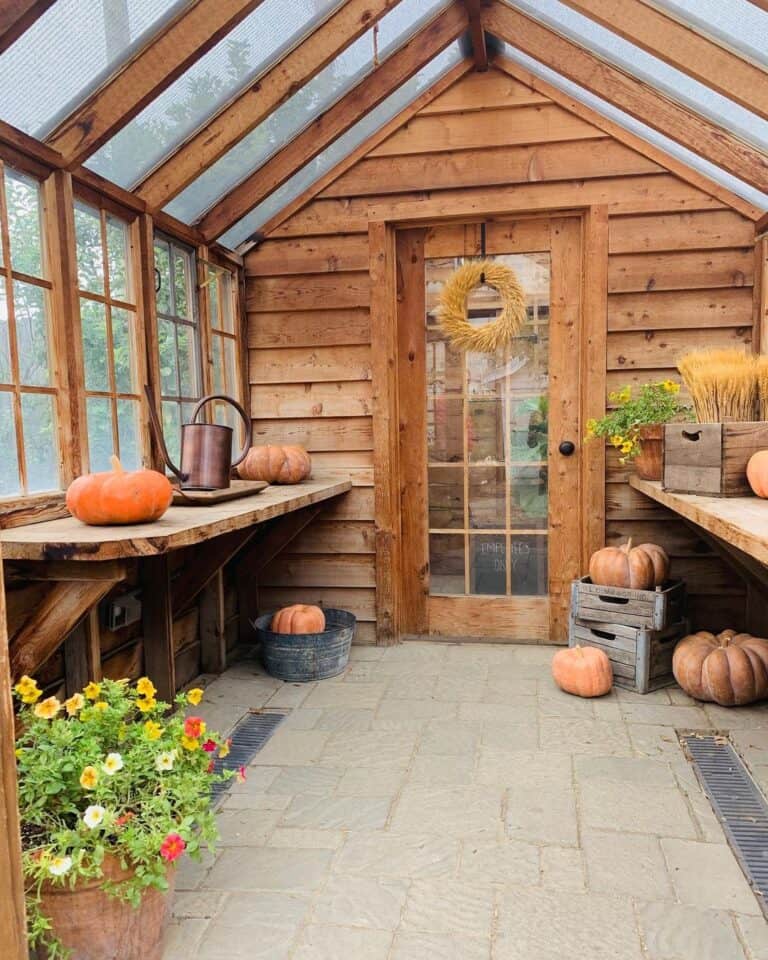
(270, 605, 326, 634)
(588, 538, 667, 590)
(66, 456, 173, 526)
(747, 450, 768, 498)
(672, 629, 768, 706)
(237, 445, 312, 484)
(552, 645, 613, 698)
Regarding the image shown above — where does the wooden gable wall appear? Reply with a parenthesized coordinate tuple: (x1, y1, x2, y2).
(245, 66, 759, 642)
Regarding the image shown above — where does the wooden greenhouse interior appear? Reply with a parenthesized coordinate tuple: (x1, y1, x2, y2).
(1, 0, 768, 955)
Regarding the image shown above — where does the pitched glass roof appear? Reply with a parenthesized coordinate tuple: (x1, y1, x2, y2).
(164, 0, 455, 224)
(647, 0, 768, 68)
(85, 0, 346, 190)
(0, 0, 189, 137)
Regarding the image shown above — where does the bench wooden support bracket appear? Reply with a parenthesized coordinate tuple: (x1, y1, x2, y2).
(171, 526, 258, 616)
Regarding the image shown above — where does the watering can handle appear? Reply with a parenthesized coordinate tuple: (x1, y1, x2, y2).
(190, 394, 253, 468)
(143, 385, 185, 481)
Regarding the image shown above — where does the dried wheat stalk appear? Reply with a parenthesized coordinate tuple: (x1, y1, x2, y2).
(677, 348, 757, 422)
(437, 260, 527, 353)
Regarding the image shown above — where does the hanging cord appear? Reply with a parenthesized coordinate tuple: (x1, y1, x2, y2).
(479, 222, 487, 285)
(373, 24, 380, 66)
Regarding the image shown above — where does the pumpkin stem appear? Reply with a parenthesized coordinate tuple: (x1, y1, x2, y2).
(623, 537, 633, 553)
(110, 455, 125, 474)
(574, 645, 584, 658)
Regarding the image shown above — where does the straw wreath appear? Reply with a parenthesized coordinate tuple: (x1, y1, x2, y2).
(436, 259, 527, 353)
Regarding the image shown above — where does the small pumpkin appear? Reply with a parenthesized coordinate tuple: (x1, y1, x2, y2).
(66, 456, 173, 526)
(552, 645, 613, 698)
(588, 538, 667, 590)
(237, 445, 312, 484)
(270, 604, 326, 634)
(672, 629, 768, 706)
(747, 450, 768, 498)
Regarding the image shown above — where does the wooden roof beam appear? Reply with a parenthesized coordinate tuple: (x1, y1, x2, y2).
(137, 0, 406, 209)
(558, 0, 768, 122)
(197, 2, 469, 242)
(464, 0, 489, 71)
(45, 0, 267, 168)
(485, 0, 768, 195)
(0, 0, 55, 55)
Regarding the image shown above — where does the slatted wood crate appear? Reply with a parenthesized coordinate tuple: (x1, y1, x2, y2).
(663, 422, 768, 497)
(571, 576, 686, 631)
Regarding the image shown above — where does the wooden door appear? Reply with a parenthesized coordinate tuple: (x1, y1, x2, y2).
(397, 217, 585, 642)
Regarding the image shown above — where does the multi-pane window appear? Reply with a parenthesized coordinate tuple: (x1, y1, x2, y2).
(0, 164, 61, 496)
(206, 263, 242, 431)
(154, 234, 201, 463)
(74, 201, 143, 471)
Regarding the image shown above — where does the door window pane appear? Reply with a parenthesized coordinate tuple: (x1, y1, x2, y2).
(22, 393, 59, 492)
(430, 534, 465, 595)
(470, 535, 507, 596)
(14, 281, 50, 386)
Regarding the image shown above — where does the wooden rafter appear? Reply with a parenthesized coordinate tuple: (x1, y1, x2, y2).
(485, 0, 768, 194)
(0, 0, 54, 55)
(747, 0, 768, 11)
(45, 0, 267, 167)
(558, 0, 768, 122)
(137, 0, 405, 210)
(197, 2, 469, 241)
(464, 0, 489, 71)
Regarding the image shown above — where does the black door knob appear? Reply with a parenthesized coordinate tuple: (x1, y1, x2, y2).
(559, 440, 576, 456)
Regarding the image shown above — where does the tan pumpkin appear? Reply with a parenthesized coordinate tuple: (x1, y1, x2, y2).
(635, 542, 670, 586)
(237, 445, 312, 484)
(747, 450, 768, 498)
(672, 630, 768, 706)
(588, 538, 666, 590)
(66, 456, 173, 526)
(270, 604, 326, 634)
(552, 645, 613, 698)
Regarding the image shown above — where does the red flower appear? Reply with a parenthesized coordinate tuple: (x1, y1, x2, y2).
(184, 716, 205, 739)
(207, 759, 215, 773)
(236, 765, 247, 784)
(160, 833, 186, 863)
(115, 812, 135, 828)
(202, 738, 217, 753)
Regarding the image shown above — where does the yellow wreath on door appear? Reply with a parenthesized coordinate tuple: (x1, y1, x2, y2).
(436, 259, 527, 353)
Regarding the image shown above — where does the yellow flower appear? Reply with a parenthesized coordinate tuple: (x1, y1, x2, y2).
(65, 693, 85, 717)
(621, 441, 633, 454)
(14, 675, 42, 704)
(187, 687, 204, 706)
(83, 682, 101, 701)
(180, 735, 200, 752)
(102, 753, 124, 776)
(136, 677, 156, 699)
(136, 696, 156, 714)
(219, 739, 231, 759)
(609, 434, 624, 447)
(144, 720, 163, 741)
(662, 379, 680, 394)
(80, 766, 99, 790)
(93, 701, 109, 713)
(34, 696, 62, 720)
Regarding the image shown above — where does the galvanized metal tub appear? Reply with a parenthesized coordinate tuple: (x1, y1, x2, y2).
(254, 608, 356, 681)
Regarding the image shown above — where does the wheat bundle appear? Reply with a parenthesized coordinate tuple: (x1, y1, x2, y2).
(437, 259, 527, 353)
(757, 356, 768, 421)
(676, 348, 757, 422)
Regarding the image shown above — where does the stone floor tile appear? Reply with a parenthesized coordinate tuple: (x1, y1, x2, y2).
(205, 847, 332, 893)
(280, 794, 391, 831)
(266, 765, 343, 797)
(321, 730, 417, 767)
(735, 915, 768, 959)
(730, 728, 768, 767)
(613, 686, 671, 704)
(175, 849, 218, 891)
(476, 745, 540, 787)
(401, 878, 495, 937)
(265, 683, 315, 709)
(336, 764, 406, 797)
(495, 887, 643, 960)
(202, 676, 281, 706)
(482, 675, 539, 701)
(292, 924, 393, 960)
(303, 681, 387, 709)
(210, 890, 311, 928)
(540, 845, 585, 892)
(661, 838, 761, 914)
(539, 717, 633, 755)
(638, 902, 748, 960)
(195, 702, 250, 738)
(268, 827, 344, 849)
(216, 807, 283, 845)
(480, 721, 539, 752)
(374, 699, 458, 732)
(225, 765, 281, 795)
(390, 930, 491, 960)
(313, 707, 374, 732)
(591, 696, 623, 722)
(171, 891, 226, 919)
(350, 645, 386, 660)
(504, 752, 578, 846)
(432, 676, 487, 702)
(311, 875, 408, 930)
(280, 707, 322, 730)
(221, 791, 292, 813)
(627, 723, 683, 759)
(667, 686, 699, 706)
(418, 719, 480, 756)
(192, 891, 310, 960)
(409, 752, 476, 785)
(460, 700, 537, 724)
(537, 689, 596, 719)
(344, 661, 379, 681)
(669, 759, 727, 844)
(162, 919, 209, 960)
(704, 704, 768, 729)
(619, 702, 711, 727)
(250, 730, 330, 766)
(391, 783, 503, 840)
(383, 673, 439, 700)
(582, 830, 674, 901)
(458, 839, 540, 886)
(334, 831, 459, 879)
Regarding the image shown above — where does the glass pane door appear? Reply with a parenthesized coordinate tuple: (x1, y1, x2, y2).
(425, 252, 551, 598)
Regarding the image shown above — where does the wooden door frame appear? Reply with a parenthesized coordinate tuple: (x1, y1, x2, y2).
(369, 205, 608, 646)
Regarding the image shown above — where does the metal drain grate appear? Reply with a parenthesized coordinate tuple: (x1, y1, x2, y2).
(211, 710, 287, 801)
(683, 733, 768, 916)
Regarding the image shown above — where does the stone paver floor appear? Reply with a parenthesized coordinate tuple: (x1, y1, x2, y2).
(163, 642, 768, 959)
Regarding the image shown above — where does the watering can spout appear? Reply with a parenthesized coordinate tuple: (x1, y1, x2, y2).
(144, 385, 185, 481)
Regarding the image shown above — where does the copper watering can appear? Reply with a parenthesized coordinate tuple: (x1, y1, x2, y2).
(144, 386, 252, 490)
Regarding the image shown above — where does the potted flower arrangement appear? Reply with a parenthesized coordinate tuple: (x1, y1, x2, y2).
(586, 379, 688, 480)
(13, 674, 242, 960)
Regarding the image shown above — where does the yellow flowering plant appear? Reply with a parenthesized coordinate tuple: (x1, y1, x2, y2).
(585, 380, 688, 464)
(13, 676, 235, 958)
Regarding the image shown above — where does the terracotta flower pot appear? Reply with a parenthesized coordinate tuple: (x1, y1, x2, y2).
(37, 856, 175, 960)
(634, 424, 664, 481)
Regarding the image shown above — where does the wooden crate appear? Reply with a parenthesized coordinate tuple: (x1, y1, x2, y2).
(663, 421, 768, 497)
(571, 577, 686, 631)
(568, 615, 687, 694)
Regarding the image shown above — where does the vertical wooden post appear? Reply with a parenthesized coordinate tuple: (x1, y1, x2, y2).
(199, 569, 226, 674)
(369, 221, 401, 645)
(63, 607, 101, 694)
(755, 234, 768, 355)
(137, 214, 163, 471)
(140, 555, 175, 701)
(0, 547, 28, 959)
